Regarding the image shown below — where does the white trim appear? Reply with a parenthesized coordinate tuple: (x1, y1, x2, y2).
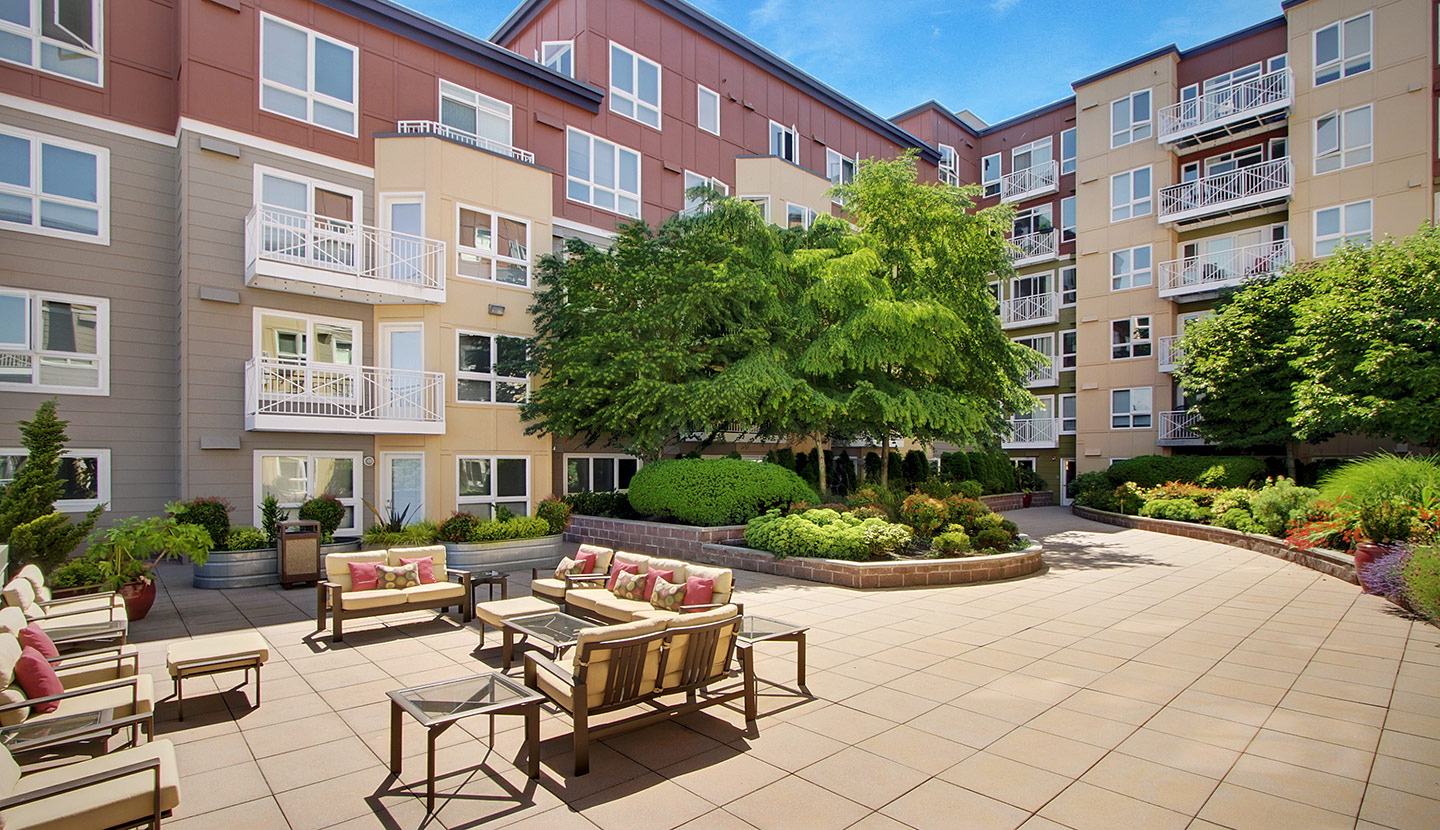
(455, 455, 531, 516)
(258, 12, 359, 137)
(769, 120, 798, 163)
(1110, 315, 1153, 360)
(252, 449, 364, 532)
(0, 447, 110, 512)
(252, 163, 364, 225)
(1109, 165, 1152, 222)
(981, 152, 1001, 197)
(1313, 12, 1372, 86)
(1313, 199, 1372, 257)
(0, 286, 110, 395)
(178, 119, 374, 179)
(1059, 264, 1077, 307)
(682, 171, 728, 214)
(608, 41, 662, 130)
(437, 79, 513, 152)
(738, 195, 770, 222)
(378, 451, 425, 521)
(1110, 89, 1152, 147)
(540, 40, 574, 77)
(0, 124, 110, 245)
(551, 216, 617, 240)
(565, 126, 642, 218)
(1060, 128, 1077, 175)
(0, 96, 174, 146)
(1059, 394, 1077, 435)
(1059, 328, 1077, 370)
(0, 0, 103, 87)
(1313, 104, 1372, 175)
(454, 328, 529, 406)
(1110, 387, 1153, 430)
(938, 143, 959, 186)
(1110, 244, 1153, 291)
(455, 201, 532, 288)
(250, 305, 364, 365)
(562, 453, 643, 496)
(697, 84, 720, 135)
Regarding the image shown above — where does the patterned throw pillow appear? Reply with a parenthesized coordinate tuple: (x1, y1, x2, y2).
(611, 569, 647, 601)
(554, 557, 587, 579)
(650, 578, 687, 612)
(375, 562, 420, 590)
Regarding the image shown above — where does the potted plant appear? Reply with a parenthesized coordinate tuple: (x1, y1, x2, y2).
(86, 514, 214, 620)
(1354, 498, 1416, 580)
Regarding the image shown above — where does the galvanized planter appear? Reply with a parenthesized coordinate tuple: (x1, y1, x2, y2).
(442, 534, 565, 573)
(192, 537, 361, 589)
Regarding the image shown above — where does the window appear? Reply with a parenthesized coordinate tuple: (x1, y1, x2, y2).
(260, 14, 357, 135)
(1012, 271, 1050, 300)
(1060, 196, 1076, 243)
(697, 85, 720, 135)
(1060, 128, 1076, 175)
(826, 149, 856, 202)
(565, 454, 642, 494)
(1111, 245, 1152, 291)
(0, 0, 101, 84)
(541, 41, 573, 77)
(253, 167, 360, 269)
(457, 206, 529, 286)
(683, 171, 728, 214)
(0, 448, 108, 512)
(1269, 137, 1288, 161)
(1014, 333, 1054, 386)
(1013, 204, 1052, 238)
(457, 331, 528, 404)
(938, 144, 959, 186)
(567, 128, 641, 218)
(770, 121, 797, 163)
(1012, 137, 1052, 173)
(1111, 90, 1151, 147)
(1060, 266, 1077, 307)
(439, 80, 513, 152)
(1314, 200, 1372, 257)
(1205, 145, 1263, 177)
(1111, 387, 1152, 429)
(255, 451, 361, 532)
(609, 42, 660, 128)
(1060, 328, 1077, 369)
(987, 280, 1001, 304)
(1111, 316, 1152, 360)
(252, 310, 358, 415)
(1314, 13, 1371, 86)
(1013, 458, 1037, 473)
(0, 127, 107, 244)
(1314, 105, 1372, 174)
(740, 195, 770, 222)
(981, 153, 1001, 198)
(1060, 394, 1077, 434)
(0, 288, 107, 393)
(1110, 166, 1151, 221)
(786, 203, 818, 230)
(457, 456, 530, 518)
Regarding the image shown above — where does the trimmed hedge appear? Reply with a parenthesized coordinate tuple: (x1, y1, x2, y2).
(1105, 455, 1266, 489)
(628, 458, 817, 526)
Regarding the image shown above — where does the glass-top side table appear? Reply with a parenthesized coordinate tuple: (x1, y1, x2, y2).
(500, 610, 593, 670)
(470, 570, 510, 602)
(0, 709, 124, 757)
(736, 615, 810, 690)
(43, 621, 128, 649)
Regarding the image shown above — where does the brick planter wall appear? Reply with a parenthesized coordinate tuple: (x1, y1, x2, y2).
(1072, 504, 1357, 585)
(564, 516, 747, 560)
(981, 491, 1055, 511)
(695, 542, 1045, 589)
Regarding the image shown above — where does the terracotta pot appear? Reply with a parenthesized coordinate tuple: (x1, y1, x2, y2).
(1354, 541, 1387, 587)
(1022, 493, 1034, 508)
(118, 579, 157, 621)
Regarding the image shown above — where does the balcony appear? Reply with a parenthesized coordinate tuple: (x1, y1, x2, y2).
(244, 206, 446, 304)
(1157, 159, 1291, 225)
(244, 358, 445, 434)
(1158, 336, 1182, 373)
(1011, 230, 1058, 267)
(1157, 69, 1292, 150)
(1000, 160, 1059, 203)
(1157, 410, 1207, 446)
(1001, 293, 1058, 330)
(396, 120, 536, 165)
(1002, 417, 1060, 450)
(1157, 239, 1293, 300)
(1024, 357, 1057, 389)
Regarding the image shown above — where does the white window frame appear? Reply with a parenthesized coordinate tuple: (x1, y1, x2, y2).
(1011, 136, 1052, 173)
(697, 84, 720, 135)
(785, 202, 818, 230)
(1060, 393, 1077, 434)
(438, 80, 514, 152)
(1314, 12, 1372, 87)
(826, 149, 856, 203)
(1060, 128, 1077, 175)
(682, 171, 728, 214)
(251, 307, 361, 376)
(0, 287, 109, 395)
(1059, 266, 1077, 307)
(258, 13, 359, 137)
(770, 121, 798, 163)
(1110, 166, 1152, 221)
(1060, 196, 1076, 243)
(938, 144, 960, 186)
(1110, 245, 1152, 291)
(981, 153, 1001, 198)
(608, 41, 661, 129)
(1111, 89, 1152, 147)
(0, 0, 103, 85)
(455, 329, 529, 405)
(1314, 200, 1372, 257)
(455, 203, 531, 288)
(252, 450, 363, 533)
(0, 447, 109, 512)
(1060, 328, 1077, 370)
(739, 195, 770, 222)
(1314, 105, 1372, 175)
(253, 164, 364, 220)
(1110, 387, 1153, 430)
(1111, 315, 1153, 360)
(566, 127, 642, 218)
(1013, 457, 1038, 474)
(456, 455, 531, 517)
(0, 125, 109, 244)
(541, 40, 573, 77)
(563, 453, 644, 495)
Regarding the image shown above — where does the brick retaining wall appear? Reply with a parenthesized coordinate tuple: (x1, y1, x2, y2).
(981, 491, 1055, 511)
(1072, 504, 1357, 584)
(695, 542, 1044, 589)
(564, 516, 747, 560)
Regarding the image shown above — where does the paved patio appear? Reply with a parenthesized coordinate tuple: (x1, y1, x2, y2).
(121, 507, 1439, 829)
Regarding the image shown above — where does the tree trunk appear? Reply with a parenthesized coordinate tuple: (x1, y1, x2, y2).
(815, 431, 828, 498)
(879, 425, 889, 490)
(1284, 441, 1297, 480)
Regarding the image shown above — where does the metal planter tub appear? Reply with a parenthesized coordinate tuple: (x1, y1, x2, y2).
(193, 538, 361, 589)
(443, 534, 565, 573)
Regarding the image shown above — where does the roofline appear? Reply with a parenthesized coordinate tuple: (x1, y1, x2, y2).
(1071, 44, 1179, 90)
(889, 100, 981, 139)
(492, 0, 941, 163)
(1180, 15, 1286, 58)
(319, 0, 604, 111)
(1280, 0, 1317, 9)
(979, 95, 1075, 134)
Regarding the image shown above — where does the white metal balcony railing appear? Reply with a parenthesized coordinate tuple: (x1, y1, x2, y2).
(1158, 335, 1182, 373)
(1001, 293, 1057, 328)
(1157, 69, 1292, 145)
(396, 120, 537, 165)
(1157, 158, 1291, 224)
(1024, 357, 1057, 388)
(1158, 239, 1293, 299)
(1158, 409, 1205, 444)
(1000, 160, 1059, 203)
(1010, 229, 1058, 265)
(244, 358, 445, 434)
(1003, 417, 1060, 449)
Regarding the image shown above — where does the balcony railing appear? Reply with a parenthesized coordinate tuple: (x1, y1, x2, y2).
(1158, 336, 1182, 373)
(244, 206, 446, 304)
(244, 358, 445, 434)
(1024, 357, 1057, 388)
(1001, 293, 1058, 329)
(396, 120, 536, 164)
(1002, 417, 1060, 449)
(1157, 158, 1291, 225)
(1158, 239, 1293, 299)
(1157, 69, 1292, 148)
(1158, 410, 1206, 445)
(1011, 230, 1058, 266)
(1000, 160, 1059, 203)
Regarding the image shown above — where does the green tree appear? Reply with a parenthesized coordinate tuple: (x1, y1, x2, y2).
(0, 400, 104, 575)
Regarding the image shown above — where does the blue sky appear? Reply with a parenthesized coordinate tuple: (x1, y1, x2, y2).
(402, 0, 1283, 124)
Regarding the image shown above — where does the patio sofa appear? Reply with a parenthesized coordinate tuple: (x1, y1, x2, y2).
(528, 544, 616, 603)
(562, 551, 736, 623)
(316, 545, 472, 642)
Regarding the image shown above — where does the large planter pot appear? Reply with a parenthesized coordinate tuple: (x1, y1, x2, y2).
(192, 537, 362, 590)
(119, 579, 157, 621)
(51, 583, 108, 600)
(443, 534, 565, 573)
(1354, 541, 1387, 589)
(323, 538, 361, 554)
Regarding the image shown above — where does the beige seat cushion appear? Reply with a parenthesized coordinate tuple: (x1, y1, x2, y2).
(34, 595, 120, 617)
(529, 578, 567, 599)
(3, 578, 42, 618)
(588, 595, 653, 623)
(474, 596, 555, 628)
(339, 589, 407, 611)
(55, 645, 139, 688)
(2, 674, 157, 728)
(4, 738, 181, 829)
(661, 605, 739, 690)
(684, 564, 734, 604)
(612, 552, 650, 573)
(575, 544, 615, 574)
(561, 588, 613, 616)
(629, 608, 679, 621)
(542, 616, 669, 712)
(167, 633, 269, 677)
(35, 608, 121, 632)
(402, 582, 465, 604)
(323, 550, 389, 592)
(387, 545, 448, 573)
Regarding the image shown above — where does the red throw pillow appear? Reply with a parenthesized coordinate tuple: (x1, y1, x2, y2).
(606, 562, 641, 592)
(574, 551, 598, 574)
(684, 576, 715, 607)
(644, 568, 675, 601)
(15, 647, 63, 715)
(399, 557, 436, 584)
(18, 623, 59, 660)
(347, 561, 381, 591)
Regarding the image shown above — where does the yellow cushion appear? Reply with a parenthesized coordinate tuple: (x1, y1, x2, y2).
(35, 609, 119, 631)
(3, 578, 40, 618)
(0, 636, 20, 688)
(529, 578, 567, 599)
(166, 634, 269, 677)
(402, 582, 465, 604)
(590, 595, 653, 623)
(338, 589, 407, 611)
(323, 551, 388, 592)
(572, 617, 668, 710)
(23, 674, 155, 730)
(562, 588, 613, 616)
(473, 596, 554, 628)
(387, 545, 447, 572)
(576, 544, 614, 574)
(6, 738, 180, 829)
(55, 645, 139, 688)
(0, 686, 27, 727)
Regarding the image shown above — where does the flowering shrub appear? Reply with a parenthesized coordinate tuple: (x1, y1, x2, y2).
(899, 494, 949, 536)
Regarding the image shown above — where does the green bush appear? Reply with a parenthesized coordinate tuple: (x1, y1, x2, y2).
(562, 491, 640, 519)
(1402, 545, 1440, 623)
(222, 526, 271, 550)
(1106, 456, 1266, 489)
(932, 530, 971, 556)
(972, 527, 1011, 552)
(899, 494, 948, 536)
(942, 496, 990, 536)
(743, 509, 911, 560)
(468, 516, 550, 542)
(298, 494, 346, 539)
(1016, 466, 1047, 493)
(1138, 498, 1208, 523)
(437, 512, 483, 544)
(902, 450, 930, 486)
(169, 498, 231, 548)
(1072, 472, 1116, 510)
(47, 557, 107, 590)
(846, 485, 904, 521)
(953, 480, 983, 499)
(260, 495, 282, 546)
(628, 458, 817, 526)
(1318, 453, 1440, 505)
(1214, 508, 1265, 534)
(1209, 488, 1255, 517)
(362, 521, 438, 549)
(1114, 482, 1145, 515)
(535, 498, 571, 535)
(916, 479, 955, 500)
(939, 452, 973, 483)
(967, 451, 1013, 494)
(1248, 477, 1319, 537)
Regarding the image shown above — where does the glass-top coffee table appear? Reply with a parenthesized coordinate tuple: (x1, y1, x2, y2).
(737, 615, 810, 690)
(500, 610, 592, 671)
(388, 672, 544, 811)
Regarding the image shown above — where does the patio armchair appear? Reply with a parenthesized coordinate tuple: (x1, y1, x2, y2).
(0, 607, 129, 654)
(4, 564, 127, 621)
(0, 739, 181, 828)
(0, 635, 154, 744)
(529, 544, 616, 603)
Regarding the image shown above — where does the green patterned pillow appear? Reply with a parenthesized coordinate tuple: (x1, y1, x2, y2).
(553, 557, 586, 579)
(376, 562, 420, 590)
(650, 577, 686, 612)
(611, 569, 646, 601)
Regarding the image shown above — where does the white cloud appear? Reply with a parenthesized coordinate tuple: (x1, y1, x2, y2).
(990, 0, 1022, 12)
(751, 0, 788, 26)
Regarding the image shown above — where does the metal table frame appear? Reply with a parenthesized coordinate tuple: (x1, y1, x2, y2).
(499, 610, 592, 671)
(737, 615, 809, 689)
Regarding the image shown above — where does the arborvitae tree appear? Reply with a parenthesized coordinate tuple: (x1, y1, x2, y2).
(0, 400, 103, 576)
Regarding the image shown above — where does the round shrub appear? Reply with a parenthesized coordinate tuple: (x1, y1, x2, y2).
(437, 512, 483, 544)
(298, 494, 346, 539)
(942, 496, 989, 535)
(1138, 498, 1208, 523)
(1402, 545, 1440, 623)
(536, 498, 571, 535)
(1249, 477, 1318, 537)
(743, 509, 911, 561)
(1106, 456, 1266, 489)
(972, 527, 1012, 552)
(628, 458, 818, 526)
(47, 557, 107, 590)
(900, 494, 949, 536)
(169, 497, 232, 548)
(468, 516, 551, 543)
(932, 530, 971, 556)
(1071, 472, 1116, 510)
(1214, 508, 1264, 534)
(222, 526, 271, 551)
(953, 480, 983, 499)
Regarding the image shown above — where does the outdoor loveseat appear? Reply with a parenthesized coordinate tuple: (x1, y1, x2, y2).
(317, 545, 472, 642)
